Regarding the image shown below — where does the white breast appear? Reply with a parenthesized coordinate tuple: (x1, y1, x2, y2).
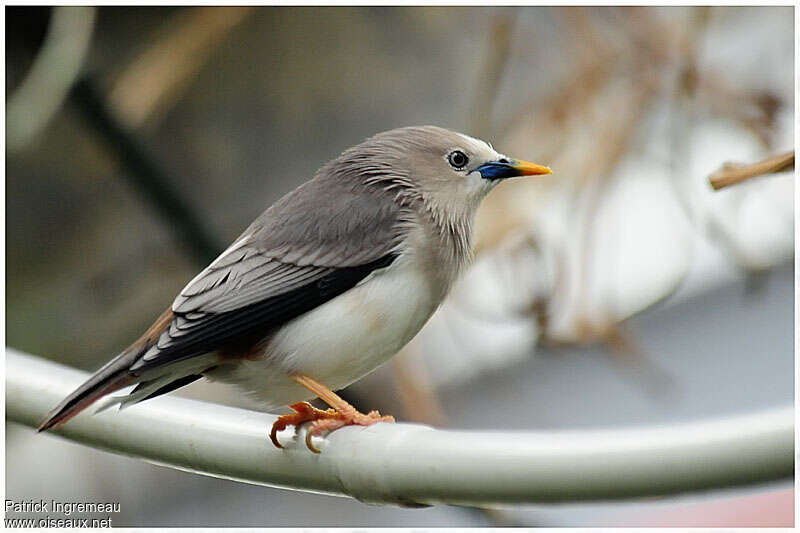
(214, 253, 441, 408)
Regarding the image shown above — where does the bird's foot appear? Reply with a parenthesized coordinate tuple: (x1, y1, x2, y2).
(306, 409, 395, 452)
(270, 402, 332, 449)
(270, 401, 394, 453)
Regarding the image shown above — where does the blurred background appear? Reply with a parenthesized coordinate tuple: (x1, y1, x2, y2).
(6, 6, 794, 527)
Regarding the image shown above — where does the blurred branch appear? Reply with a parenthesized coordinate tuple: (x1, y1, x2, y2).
(562, 57, 661, 349)
(110, 7, 254, 129)
(481, 7, 671, 367)
(70, 76, 223, 265)
(410, 7, 789, 424)
(667, 6, 711, 226)
(10, 349, 793, 505)
(7, 7, 95, 154)
(709, 151, 794, 191)
(616, 6, 677, 65)
(499, 6, 615, 156)
(665, 9, 786, 273)
(470, 12, 516, 140)
(477, 7, 617, 251)
(697, 75, 783, 149)
(556, 7, 696, 363)
(391, 352, 446, 427)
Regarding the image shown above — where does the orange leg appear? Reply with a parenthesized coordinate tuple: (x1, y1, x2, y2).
(269, 374, 395, 453)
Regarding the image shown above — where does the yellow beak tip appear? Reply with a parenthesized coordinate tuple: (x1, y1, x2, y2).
(513, 159, 553, 176)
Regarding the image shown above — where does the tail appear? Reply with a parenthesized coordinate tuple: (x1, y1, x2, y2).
(37, 307, 176, 432)
(37, 308, 218, 432)
(36, 350, 140, 432)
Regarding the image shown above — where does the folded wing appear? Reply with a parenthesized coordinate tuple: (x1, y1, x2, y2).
(38, 176, 408, 430)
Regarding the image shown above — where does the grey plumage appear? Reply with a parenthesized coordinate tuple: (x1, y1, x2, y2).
(38, 125, 551, 433)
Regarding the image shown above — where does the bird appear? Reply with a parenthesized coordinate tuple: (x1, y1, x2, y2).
(37, 125, 552, 452)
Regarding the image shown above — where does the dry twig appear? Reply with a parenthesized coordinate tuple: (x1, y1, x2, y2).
(709, 151, 794, 190)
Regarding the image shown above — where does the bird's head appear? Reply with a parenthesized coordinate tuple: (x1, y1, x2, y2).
(329, 126, 551, 218)
(317, 125, 552, 251)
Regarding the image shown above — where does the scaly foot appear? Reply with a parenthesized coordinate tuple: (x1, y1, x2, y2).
(270, 402, 335, 449)
(270, 401, 394, 453)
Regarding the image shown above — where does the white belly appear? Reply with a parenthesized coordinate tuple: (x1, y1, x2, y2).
(212, 254, 441, 409)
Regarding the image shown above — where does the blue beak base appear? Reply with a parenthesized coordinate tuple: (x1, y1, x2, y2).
(473, 159, 552, 180)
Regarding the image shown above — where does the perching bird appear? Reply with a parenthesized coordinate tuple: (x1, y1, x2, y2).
(38, 126, 551, 452)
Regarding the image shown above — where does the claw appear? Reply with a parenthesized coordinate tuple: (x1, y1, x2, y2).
(269, 401, 395, 453)
(270, 428, 284, 449)
(270, 402, 331, 449)
(305, 430, 321, 454)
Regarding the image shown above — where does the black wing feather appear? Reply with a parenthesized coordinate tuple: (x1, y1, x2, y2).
(130, 253, 397, 373)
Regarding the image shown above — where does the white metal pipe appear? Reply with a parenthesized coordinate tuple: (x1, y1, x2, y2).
(6, 348, 793, 507)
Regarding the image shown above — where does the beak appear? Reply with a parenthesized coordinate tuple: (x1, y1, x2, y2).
(473, 158, 553, 181)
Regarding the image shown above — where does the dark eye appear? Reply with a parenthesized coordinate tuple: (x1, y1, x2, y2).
(447, 150, 469, 169)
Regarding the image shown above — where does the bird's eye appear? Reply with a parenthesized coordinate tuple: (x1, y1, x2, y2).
(447, 150, 469, 169)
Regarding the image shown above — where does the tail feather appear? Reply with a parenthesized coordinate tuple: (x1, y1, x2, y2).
(93, 372, 205, 415)
(36, 350, 140, 432)
(38, 307, 177, 432)
(37, 307, 219, 432)
(138, 373, 205, 403)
